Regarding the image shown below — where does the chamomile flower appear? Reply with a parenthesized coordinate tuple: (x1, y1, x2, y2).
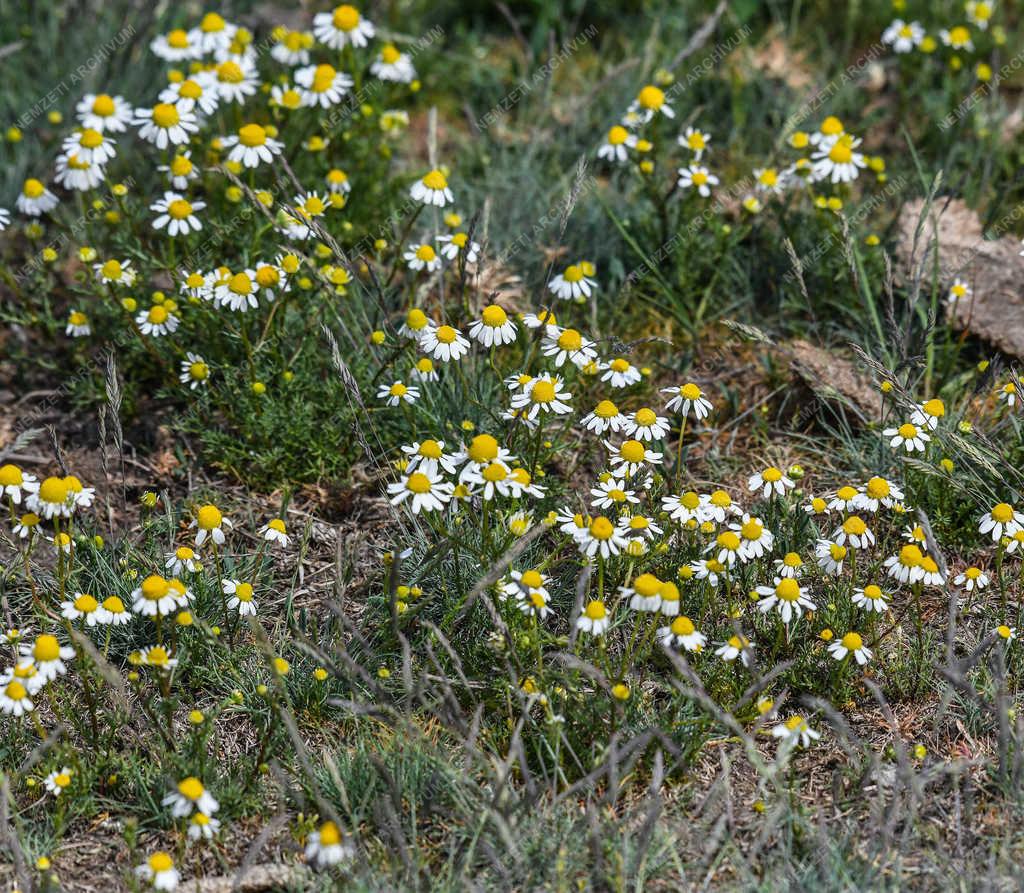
(715, 634, 754, 665)
(698, 490, 741, 524)
(0, 679, 34, 716)
(371, 44, 416, 82)
(679, 127, 711, 159)
(157, 151, 199, 190)
(811, 134, 865, 184)
(296, 63, 353, 108)
(852, 584, 890, 613)
(625, 407, 670, 441)
(597, 125, 636, 162)
(221, 124, 284, 168)
(280, 192, 329, 241)
(377, 381, 420, 406)
(979, 503, 1024, 540)
(468, 306, 517, 349)
(996, 624, 1017, 644)
(16, 178, 59, 216)
(179, 353, 210, 389)
(44, 768, 73, 797)
(314, 4, 375, 49)
(884, 422, 930, 453)
(136, 304, 180, 337)
(662, 383, 713, 419)
(629, 84, 674, 122)
(541, 327, 597, 368)
(772, 715, 820, 749)
(96, 596, 131, 626)
(305, 820, 353, 869)
(954, 567, 989, 591)
(690, 558, 725, 588)
(270, 84, 304, 110)
(662, 490, 702, 524)
(134, 103, 198, 149)
(400, 308, 434, 339)
(61, 592, 102, 626)
(137, 646, 179, 670)
(404, 243, 442, 272)
(132, 575, 181, 616)
(62, 128, 116, 166)
(581, 399, 629, 435)
(219, 579, 255, 615)
(213, 270, 260, 312)
(576, 599, 610, 635)
(160, 75, 219, 116)
(516, 589, 553, 620)
(548, 264, 597, 301)
(827, 485, 860, 513)
(20, 634, 74, 681)
(0, 465, 37, 505)
(211, 57, 260, 103)
(387, 469, 454, 514)
(855, 477, 904, 511)
(409, 169, 453, 207)
(966, 1, 995, 30)
(757, 578, 815, 623)
(577, 516, 628, 559)
(600, 358, 642, 389)
(510, 375, 572, 420)
(939, 25, 974, 50)
(259, 519, 290, 547)
(834, 515, 875, 549)
(420, 324, 471, 362)
(815, 540, 848, 576)
(188, 812, 222, 841)
(748, 466, 794, 498)
(150, 192, 204, 237)
(27, 477, 73, 519)
(733, 514, 775, 560)
(606, 439, 662, 477)
(402, 440, 457, 476)
(165, 546, 201, 576)
(999, 381, 1018, 408)
(192, 504, 231, 546)
(882, 19, 925, 52)
(753, 167, 783, 194)
(163, 776, 219, 818)
(677, 164, 719, 197)
(590, 477, 639, 510)
(919, 556, 945, 587)
(12, 513, 40, 539)
(946, 279, 971, 305)
(884, 544, 925, 584)
(658, 616, 706, 652)
(437, 232, 480, 263)
(623, 573, 663, 612)
(151, 28, 201, 62)
(54, 151, 105, 191)
(828, 631, 872, 665)
(708, 530, 744, 567)
(136, 851, 179, 890)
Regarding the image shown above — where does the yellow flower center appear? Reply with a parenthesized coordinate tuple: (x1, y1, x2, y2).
(710, 490, 731, 508)
(38, 477, 70, 505)
(4, 680, 27, 700)
(311, 64, 337, 92)
(406, 472, 432, 494)
(79, 128, 103, 149)
(332, 4, 360, 30)
(608, 125, 628, 145)
(562, 265, 583, 283)
(992, 503, 1014, 523)
(899, 544, 923, 567)
(415, 245, 436, 262)
(531, 380, 556, 403)
(634, 408, 657, 426)
(557, 329, 582, 350)
(637, 85, 664, 109)
(197, 504, 223, 529)
(841, 632, 863, 650)
(418, 440, 442, 459)
(389, 382, 408, 397)
(520, 570, 543, 589)
(167, 29, 189, 48)
(422, 169, 447, 190)
(481, 304, 507, 327)
(671, 616, 695, 636)
(776, 579, 801, 602)
(843, 516, 867, 535)
(435, 324, 456, 344)
(178, 777, 204, 800)
(152, 103, 179, 128)
(217, 61, 244, 84)
(91, 94, 115, 116)
(148, 852, 174, 872)
(228, 273, 253, 295)
(594, 400, 619, 419)
(234, 582, 254, 601)
(922, 398, 944, 418)
(189, 361, 208, 381)
(167, 199, 192, 220)
(897, 423, 918, 439)
(828, 141, 853, 164)
(584, 600, 607, 620)
(381, 44, 401, 64)
(34, 635, 61, 662)
(619, 440, 646, 464)
(238, 123, 267, 147)
(589, 516, 614, 540)
(74, 594, 98, 612)
(741, 519, 763, 540)
(468, 434, 498, 463)
(0, 464, 22, 486)
(141, 575, 170, 601)
(717, 531, 741, 551)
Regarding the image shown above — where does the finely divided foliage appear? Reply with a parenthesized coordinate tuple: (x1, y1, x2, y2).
(2, 1, 1024, 890)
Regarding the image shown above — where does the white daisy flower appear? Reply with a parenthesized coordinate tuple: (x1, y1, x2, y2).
(151, 27, 202, 61)
(134, 103, 198, 149)
(581, 399, 629, 435)
(658, 616, 706, 652)
(223, 579, 258, 616)
(409, 169, 453, 207)
(679, 126, 711, 159)
(625, 407, 670, 441)
(387, 469, 454, 514)
(404, 243, 443, 272)
(136, 852, 180, 891)
(772, 716, 820, 749)
(313, 4, 375, 49)
(221, 123, 284, 168)
(136, 304, 180, 337)
(662, 383, 712, 419)
(371, 44, 416, 82)
(163, 776, 219, 817)
(377, 380, 420, 406)
(296, 63, 353, 108)
(811, 135, 866, 184)
(600, 358, 642, 389)
(420, 324, 471, 362)
(15, 178, 59, 216)
(882, 19, 924, 53)
(548, 263, 597, 301)
(150, 192, 204, 237)
(541, 327, 598, 368)
(747, 466, 794, 499)
(54, 152, 105, 191)
(883, 421, 930, 453)
(756, 578, 816, 624)
(76, 92, 134, 131)
(828, 631, 873, 665)
(597, 125, 636, 162)
(677, 164, 719, 197)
